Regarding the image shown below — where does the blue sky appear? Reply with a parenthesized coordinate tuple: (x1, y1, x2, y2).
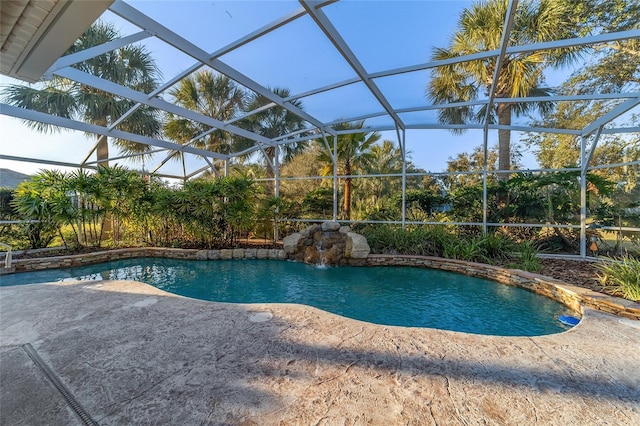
(0, 0, 588, 177)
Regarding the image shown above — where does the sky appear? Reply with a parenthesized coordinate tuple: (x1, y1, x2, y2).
(0, 0, 612, 178)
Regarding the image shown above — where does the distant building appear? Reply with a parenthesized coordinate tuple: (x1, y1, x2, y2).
(0, 169, 31, 189)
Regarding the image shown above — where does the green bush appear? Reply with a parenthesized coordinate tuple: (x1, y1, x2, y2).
(478, 233, 514, 262)
(363, 225, 444, 256)
(514, 241, 542, 272)
(362, 224, 515, 264)
(595, 256, 640, 301)
(442, 238, 487, 262)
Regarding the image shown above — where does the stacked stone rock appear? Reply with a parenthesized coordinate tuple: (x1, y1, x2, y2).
(282, 221, 371, 266)
(6, 244, 639, 319)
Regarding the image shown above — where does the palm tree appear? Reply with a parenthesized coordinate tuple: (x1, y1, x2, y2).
(242, 87, 308, 196)
(11, 170, 65, 248)
(164, 70, 246, 173)
(359, 140, 404, 209)
(427, 0, 582, 178)
(317, 121, 381, 220)
(2, 21, 162, 166)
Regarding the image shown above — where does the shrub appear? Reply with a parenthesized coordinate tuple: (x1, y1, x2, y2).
(362, 225, 516, 264)
(443, 238, 487, 263)
(515, 241, 542, 272)
(595, 256, 640, 301)
(478, 233, 514, 262)
(363, 225, 446, 256)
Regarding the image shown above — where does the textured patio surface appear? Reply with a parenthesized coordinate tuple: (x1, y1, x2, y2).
(1, 280, 639, 425)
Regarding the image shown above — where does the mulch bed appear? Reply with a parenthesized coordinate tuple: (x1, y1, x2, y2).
(537, 258, 604, 293)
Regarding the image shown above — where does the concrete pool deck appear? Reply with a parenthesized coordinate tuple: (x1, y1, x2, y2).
(1, 280, 639, 425)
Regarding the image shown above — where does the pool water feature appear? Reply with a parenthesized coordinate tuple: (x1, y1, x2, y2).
(1, 258, 578, 336)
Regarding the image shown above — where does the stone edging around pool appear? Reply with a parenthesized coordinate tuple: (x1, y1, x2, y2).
(5, 247, 639, 321)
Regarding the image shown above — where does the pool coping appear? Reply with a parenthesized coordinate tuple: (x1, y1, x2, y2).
(3, 247, 639, 320)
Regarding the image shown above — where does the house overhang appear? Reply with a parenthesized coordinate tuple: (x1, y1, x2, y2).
(1, 0, 113, 82)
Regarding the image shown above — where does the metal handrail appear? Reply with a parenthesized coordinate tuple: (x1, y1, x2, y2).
(0, 243, 12, 269)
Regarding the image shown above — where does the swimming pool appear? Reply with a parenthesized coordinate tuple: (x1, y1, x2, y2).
(1, 258, 578, 336)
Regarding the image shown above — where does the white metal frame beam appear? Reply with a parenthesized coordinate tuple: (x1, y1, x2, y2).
(281, 29, 640, 105)
(576, 96, 640, 257)
(0, 154, 97, 170)
(1, 103, 229, 160)
(83, 148, 167, 166)
(44, 31, 152, 77)
(300, 0, 405, 130)
(367, 28, 640, 80)
(336, 92, 640, 131)
(482, 0, 518, 233)
(109, 0, 335, 138)
(580, 96, 640, 137)
(54, 67, 275, 147)
(110, 6, 309, 141)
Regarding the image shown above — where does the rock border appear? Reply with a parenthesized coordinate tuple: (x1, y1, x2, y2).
(4, 248, 638, 320)
(367, 255, 640, 320)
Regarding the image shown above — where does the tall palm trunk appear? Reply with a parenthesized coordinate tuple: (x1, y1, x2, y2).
(96, 135, 109, 168)
(344, 158, 352, 220)
(95, 133, 113, 240)
(497, 103, 511, 181)
(265, 147, 276, 197)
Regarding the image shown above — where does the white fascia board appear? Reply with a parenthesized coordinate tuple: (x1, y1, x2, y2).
(0, 103, 229, 160)
(8, 0, 115, 82)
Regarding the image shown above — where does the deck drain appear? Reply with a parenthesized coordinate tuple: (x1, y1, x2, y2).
(248, 312, 272, 322)
(22, 343, 98, 426)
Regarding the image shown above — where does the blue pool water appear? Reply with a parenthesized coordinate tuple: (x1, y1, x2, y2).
(0, 258, 578, 336)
